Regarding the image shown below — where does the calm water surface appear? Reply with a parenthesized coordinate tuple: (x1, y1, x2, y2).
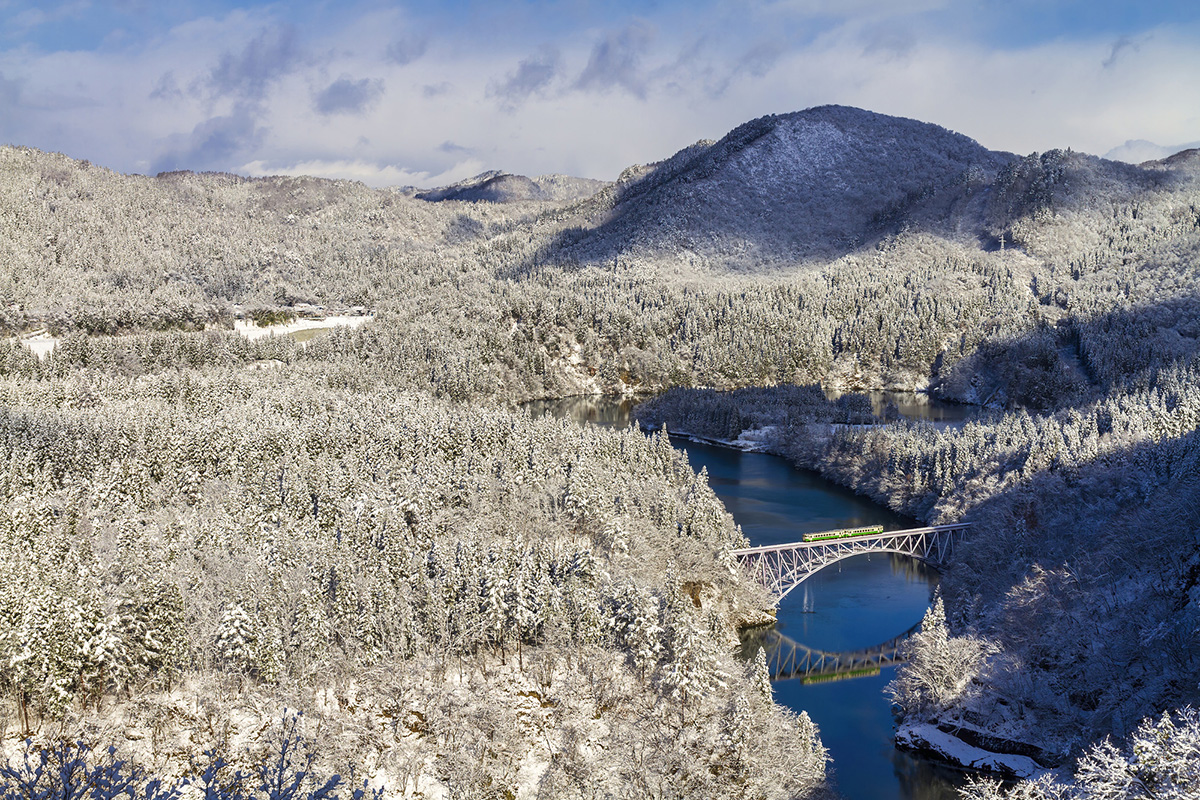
(527, 395, 967, 800)
(822, 388, 981, 424)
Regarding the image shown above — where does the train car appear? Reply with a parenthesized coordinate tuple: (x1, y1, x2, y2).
(801, 524, 884, 543)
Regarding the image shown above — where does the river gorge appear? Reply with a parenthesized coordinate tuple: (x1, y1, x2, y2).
(527, 395, 970, 800)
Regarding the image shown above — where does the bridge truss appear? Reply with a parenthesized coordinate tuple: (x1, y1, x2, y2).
(732, 523, 970, 604)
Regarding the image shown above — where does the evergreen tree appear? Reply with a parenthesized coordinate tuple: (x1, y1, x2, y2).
(215, 603, 259, 676)
(887, 597, 993, 717)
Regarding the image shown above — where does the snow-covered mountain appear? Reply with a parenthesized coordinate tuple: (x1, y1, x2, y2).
(557, 105, 1013, 266)
(416, 170, 607, 203)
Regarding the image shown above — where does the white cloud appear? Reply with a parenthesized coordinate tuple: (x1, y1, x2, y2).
(1, 5, 1198, 185)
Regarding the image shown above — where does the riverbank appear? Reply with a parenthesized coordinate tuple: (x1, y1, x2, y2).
(895, 722, 1043, 779)
(638, 421, 779, 453)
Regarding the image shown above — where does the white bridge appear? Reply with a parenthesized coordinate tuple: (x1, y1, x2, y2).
(731, 523, 970, 604)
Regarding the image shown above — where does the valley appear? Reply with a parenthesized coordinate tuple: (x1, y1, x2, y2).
(1, 105, 1199, 799)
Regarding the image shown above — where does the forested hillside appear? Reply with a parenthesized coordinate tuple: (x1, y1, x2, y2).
(3, 105, 1200, 797)
(5, 113, 1198, 406)
(0, 353, 828, 798)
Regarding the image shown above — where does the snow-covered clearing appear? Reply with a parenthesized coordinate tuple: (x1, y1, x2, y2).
(9, 315, 373, 360)
(233, 314, 374, 341)
(16, 330, 58, 358)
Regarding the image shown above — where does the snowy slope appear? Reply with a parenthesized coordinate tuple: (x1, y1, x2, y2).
(417, 170, 607, 203)
(560, 105, 1012, 267)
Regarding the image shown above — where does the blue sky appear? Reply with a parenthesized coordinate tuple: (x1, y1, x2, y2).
(2, 0, 1199, 186)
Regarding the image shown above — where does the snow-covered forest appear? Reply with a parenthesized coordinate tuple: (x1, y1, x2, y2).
(0, 358, 830, 798)
(626, 112, 1200, 795)
(2, 104, 1200, 797)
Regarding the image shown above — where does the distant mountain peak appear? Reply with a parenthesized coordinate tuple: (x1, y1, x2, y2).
(559, 105, 1011, 267)
(416, 170, 607, 204)
(1104, 138, 1200, 165)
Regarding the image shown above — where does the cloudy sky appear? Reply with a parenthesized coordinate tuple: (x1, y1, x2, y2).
(2, 0, 1199, 187)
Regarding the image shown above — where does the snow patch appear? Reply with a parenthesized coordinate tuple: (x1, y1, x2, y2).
(233, 314, 374, 341)
(15, 330, 58, 358)
(896, 721, 1045, 780)
(732, 425, 779, 451)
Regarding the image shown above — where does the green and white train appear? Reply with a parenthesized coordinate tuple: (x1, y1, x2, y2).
(800, 524, 885, 543)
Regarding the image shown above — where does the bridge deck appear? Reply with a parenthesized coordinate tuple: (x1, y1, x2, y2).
(730, 524, 968, 556)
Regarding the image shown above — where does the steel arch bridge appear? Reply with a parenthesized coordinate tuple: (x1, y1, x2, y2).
(731, 523, 970, 605)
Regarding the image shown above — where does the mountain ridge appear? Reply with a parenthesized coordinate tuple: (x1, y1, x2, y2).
(549, 105, 1016, 267)
(414, 170, 608, 204)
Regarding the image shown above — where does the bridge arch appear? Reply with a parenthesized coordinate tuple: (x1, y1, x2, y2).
(773, 547, 940, 602)
(732, 524, 969, 606)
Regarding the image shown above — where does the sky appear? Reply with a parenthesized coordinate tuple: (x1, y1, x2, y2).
(2, 0, 1199, 187)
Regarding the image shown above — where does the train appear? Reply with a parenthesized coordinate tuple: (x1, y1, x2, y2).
(800, 524, 885, 543)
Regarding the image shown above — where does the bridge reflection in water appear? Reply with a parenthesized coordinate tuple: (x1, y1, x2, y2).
(742, 622, 919, 683)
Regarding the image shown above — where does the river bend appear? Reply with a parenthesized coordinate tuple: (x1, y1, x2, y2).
(526, 396, 966, 800)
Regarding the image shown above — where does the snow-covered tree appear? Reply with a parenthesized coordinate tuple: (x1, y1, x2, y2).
(658, 584, 727, 707)
(887, 597, 994, 717)
(215, 603, 259, 676)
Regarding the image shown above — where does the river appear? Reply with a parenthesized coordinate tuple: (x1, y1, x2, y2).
(525, 395, 967, 800)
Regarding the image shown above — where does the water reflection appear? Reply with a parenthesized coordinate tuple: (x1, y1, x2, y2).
(821, 388, 980, 423)
(522, 395, 641, 428)
(524, 389, 979, 429)
(741, 622, 917, 682)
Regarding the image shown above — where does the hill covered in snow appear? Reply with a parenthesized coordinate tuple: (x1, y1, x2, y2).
(551, 105, 1012, 267)
(415, 170, 608, 204)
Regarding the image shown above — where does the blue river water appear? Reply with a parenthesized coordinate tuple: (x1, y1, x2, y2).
(676, 437, 963, 800)
(526, 395, 967, 800)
